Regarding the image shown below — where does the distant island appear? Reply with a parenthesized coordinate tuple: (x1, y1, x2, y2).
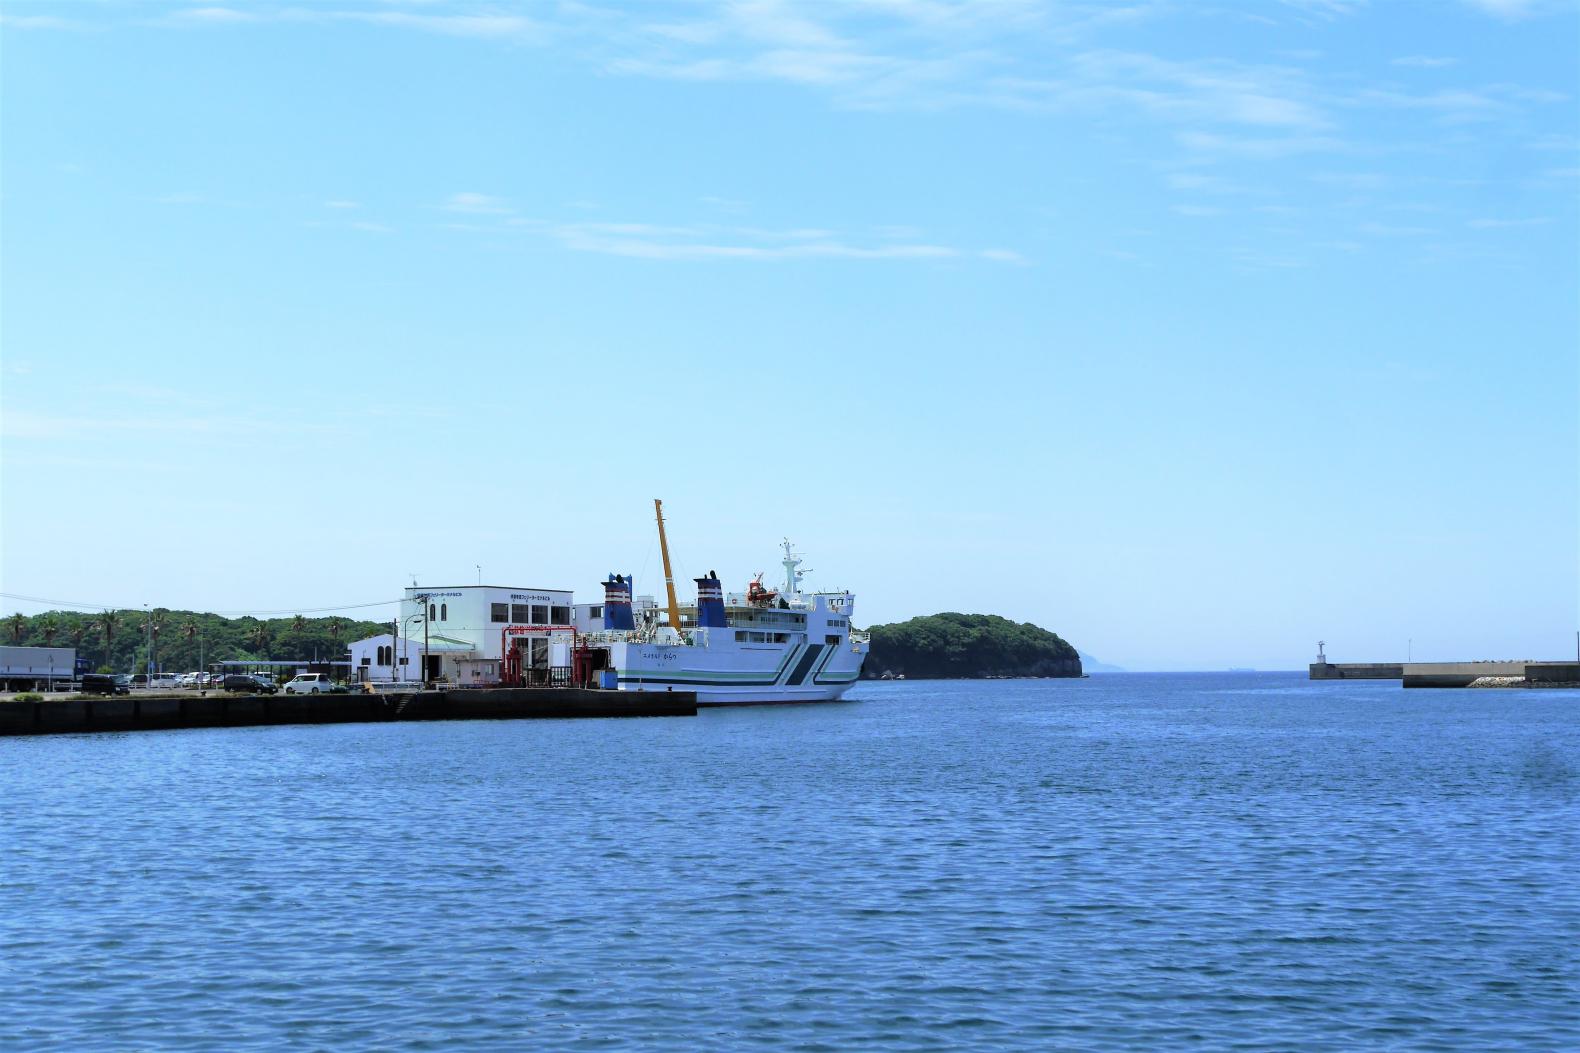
(1079, 651, 1125, 673)
(863, 613, 1082, 679)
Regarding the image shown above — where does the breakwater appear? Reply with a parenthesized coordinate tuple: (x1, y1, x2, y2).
(0, 687, 694, 737)
(1311, 660, 1579, 689)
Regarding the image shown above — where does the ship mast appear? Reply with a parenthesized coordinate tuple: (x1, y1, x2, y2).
(781, 539, 804, 597)
(654, 499, 684, 637)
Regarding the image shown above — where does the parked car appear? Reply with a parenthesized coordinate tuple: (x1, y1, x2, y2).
(150, 673, 180, 690)
(283, 673, 332, 694)
(223, 674, 277, 695)
(81, 673, 131, 696)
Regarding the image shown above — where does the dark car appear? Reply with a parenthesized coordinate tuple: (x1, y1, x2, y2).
(223, 674, 277, 695)
(82, 673, 131, 696)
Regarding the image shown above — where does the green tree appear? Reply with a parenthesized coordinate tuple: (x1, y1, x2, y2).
(40, 617, 59, 646)
(250, 622, 270, 658)
(99, 611, 120, 666)
(7, 613, 23, 643)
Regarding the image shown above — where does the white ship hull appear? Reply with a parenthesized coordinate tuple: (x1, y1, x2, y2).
(604, 634, 866, 706)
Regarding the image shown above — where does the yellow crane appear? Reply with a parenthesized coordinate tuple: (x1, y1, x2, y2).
(654, 499, 684, 638)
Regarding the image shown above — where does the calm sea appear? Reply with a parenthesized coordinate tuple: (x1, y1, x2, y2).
(3, 673, 1577, 1051)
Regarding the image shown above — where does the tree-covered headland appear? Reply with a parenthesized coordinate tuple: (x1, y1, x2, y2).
(865, 613, 1082, 679)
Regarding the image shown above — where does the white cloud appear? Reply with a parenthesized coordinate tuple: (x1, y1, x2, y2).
(539, 220, 1013, 263)
(325, 200, 360, 209)
(442, 192, 514, 215)
(1467, 216, 1552, 228)
(0, 13, 90, 30)
(171, 7, 257, 24)
(1392, 55, 1458, 68)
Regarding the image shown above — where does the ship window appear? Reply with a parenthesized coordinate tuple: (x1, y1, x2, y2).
(531, 605, 548, 625)
(440, 603, 447, 622)
(551, 605, 571, 624)
(735, 631, 747, 642)
(826, 635, 840, 645)
(774, 633, 788, 643)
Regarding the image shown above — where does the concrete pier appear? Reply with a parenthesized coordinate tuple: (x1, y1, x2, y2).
(0, 687, 695, 738)
(1310, 660, 1577, 689)
(1309, 663, 1404, 680)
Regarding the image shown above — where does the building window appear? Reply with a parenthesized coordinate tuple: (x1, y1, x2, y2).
(551, 605, 570, 625)
(429, 603, 436, 621)
(491, 603, 508, 623)
(531, 604, 548, 625)
(511, 603, 530, 624)
(590, 605, 603, 619)
(440, 603, 447, 622)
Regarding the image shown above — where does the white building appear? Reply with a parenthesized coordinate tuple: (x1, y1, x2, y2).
(349, 583, 575, 685)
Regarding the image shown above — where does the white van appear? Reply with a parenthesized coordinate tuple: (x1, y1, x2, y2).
(284, 673, 332, 694)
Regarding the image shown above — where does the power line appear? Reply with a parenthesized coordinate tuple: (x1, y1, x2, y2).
(0, 592, 406, 617)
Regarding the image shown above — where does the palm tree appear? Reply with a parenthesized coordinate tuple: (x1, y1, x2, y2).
(100, 610, 120, 665)
(40, 617, 59, 646)
(69, 617, 88, 652)
(8, 613, 24, 643)
(183, 619, 201, 673)
(148, 614, 163, 672)
(291, 614, 306, 635)
(250, 622, 270, 658)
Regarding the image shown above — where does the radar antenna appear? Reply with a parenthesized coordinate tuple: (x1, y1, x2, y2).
(781, 539, 808, 596)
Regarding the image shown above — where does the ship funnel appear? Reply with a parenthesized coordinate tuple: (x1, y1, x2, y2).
(694, 571, 726, 629)
(602, 574, 636, 630)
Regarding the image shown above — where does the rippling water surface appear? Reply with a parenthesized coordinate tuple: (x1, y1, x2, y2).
(4, 674, 1578, 1050)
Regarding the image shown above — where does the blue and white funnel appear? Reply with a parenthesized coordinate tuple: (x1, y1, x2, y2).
(602, 574, 635, 630)
(694, 571, 726, 628)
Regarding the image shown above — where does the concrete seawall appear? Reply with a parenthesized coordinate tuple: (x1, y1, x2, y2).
(1310, 663, 1404, 680)
(0, 688, 695, 738)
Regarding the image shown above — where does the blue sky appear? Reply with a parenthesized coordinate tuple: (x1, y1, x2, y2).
(2, 0, 1576, 670)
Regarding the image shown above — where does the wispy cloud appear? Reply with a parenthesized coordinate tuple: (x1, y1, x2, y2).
(1392, 55, 1458, 68)
(0, 13, 92, 30)
(1468, 216, 1553, 228)
(530, 220, 1019, 263)
(170, 7, 258, 25)
(442, 192, 514, 215)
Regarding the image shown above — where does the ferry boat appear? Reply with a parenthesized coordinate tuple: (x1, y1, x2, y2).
(582, 501, 869, 705)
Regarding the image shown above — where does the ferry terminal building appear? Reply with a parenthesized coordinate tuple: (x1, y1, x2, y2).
(349, 584, 582, 685)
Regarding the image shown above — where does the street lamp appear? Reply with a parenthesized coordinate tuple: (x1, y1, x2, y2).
(401, 615, 426, 683)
